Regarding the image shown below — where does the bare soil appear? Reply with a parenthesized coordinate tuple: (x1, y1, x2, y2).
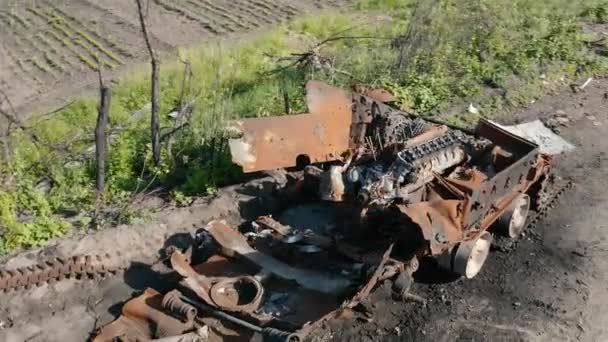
(0, 78, 607, 341)
(0, 0, 350, 118)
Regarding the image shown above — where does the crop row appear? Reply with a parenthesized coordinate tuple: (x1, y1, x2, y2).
(0, 3, 130, 80)
(154, 0, 301, 35)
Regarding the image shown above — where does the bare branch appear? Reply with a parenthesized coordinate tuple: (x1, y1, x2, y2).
(95, 85, 111, 201)
(27, 100, 76, 126)
(135, 0, 161, 165)
(0, 89, 42, 145)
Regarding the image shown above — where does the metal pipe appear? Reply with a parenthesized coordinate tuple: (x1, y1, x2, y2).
(180, 296, 302, 342)
(180, 296, 262, 332)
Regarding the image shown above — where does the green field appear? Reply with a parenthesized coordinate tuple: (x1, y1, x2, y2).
(1, 0, 607, 253)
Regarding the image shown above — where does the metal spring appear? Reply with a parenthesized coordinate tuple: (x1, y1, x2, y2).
(262, 327, 302, 342)
(161, 290, 198, 323)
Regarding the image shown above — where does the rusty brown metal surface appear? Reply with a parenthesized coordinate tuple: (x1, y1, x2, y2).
(228, 81, 353, 172)
(352, 83, 396, 103)
(205, 220, 353, 295)
(255, 216, 292, 236)
(94, 288, 193, 342)
(0, 253, 124, 293)
(393, 119, 553, 256)
(170, 249, 264, 314)
(162, 290, 198, 323)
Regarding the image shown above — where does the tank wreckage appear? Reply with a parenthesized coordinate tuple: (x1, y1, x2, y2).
(0, 81, 574, 341)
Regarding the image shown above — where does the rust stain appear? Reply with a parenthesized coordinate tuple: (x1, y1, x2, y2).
(93, 288, 192, 342)
(228, 81, 353, 172)
(171, 249, 264, 314)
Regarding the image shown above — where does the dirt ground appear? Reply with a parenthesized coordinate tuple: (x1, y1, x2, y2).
(305, 78, 608, 342)
(0, 0, 349, 117)
(0, 78, 607, 342)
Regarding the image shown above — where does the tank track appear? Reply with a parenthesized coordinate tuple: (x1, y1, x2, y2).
(0, 253, 127, 292)
(526, 177, 574, 230)
(0, 178, 573, 293)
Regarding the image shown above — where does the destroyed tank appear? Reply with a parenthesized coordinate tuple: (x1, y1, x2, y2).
(228, 80, 565, 279)
(85, 81, 571, 341)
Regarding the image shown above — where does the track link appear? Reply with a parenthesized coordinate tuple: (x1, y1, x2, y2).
(0, 253, 126, 292)
(0, 177, 573, 293)
(527, 178, 574, 231)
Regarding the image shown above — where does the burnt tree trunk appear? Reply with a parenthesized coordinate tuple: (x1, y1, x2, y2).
(135, 0, 161, 165)
(96, 85, 111, 198)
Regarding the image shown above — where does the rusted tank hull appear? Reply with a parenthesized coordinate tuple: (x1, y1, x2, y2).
(397, 119, 552, 256)
(228, 81, 353, 172)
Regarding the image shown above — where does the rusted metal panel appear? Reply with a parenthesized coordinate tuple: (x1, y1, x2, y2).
(228, 81, 353, 172)
(93, 288, 193, 342)
(205, 220, 353, 295)
(393, 119, 553, 256)
(171, 249, 264, 314)
(397, 200, 465, 255)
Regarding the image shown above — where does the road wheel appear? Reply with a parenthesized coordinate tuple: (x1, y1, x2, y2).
(497, 194, 530, 238)
(453, 231, 493, 279)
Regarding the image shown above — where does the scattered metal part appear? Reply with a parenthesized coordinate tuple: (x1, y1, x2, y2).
(490, 120, 575, 155)
(256, 216, 293, 236)
(208, 276, 264, 313)
(282, 233, 304, 244)
(93, 288, 194, 342)
(297, 245, 418, 337)
(180, 296, 302, 342)
(205, 220, 354, 295)
(402, 292, 428, 306)
(170, 249, 264, 313)
(162, 290, 198, 323)
(352, 83, 395, 103)
(346, 244, 396, 307)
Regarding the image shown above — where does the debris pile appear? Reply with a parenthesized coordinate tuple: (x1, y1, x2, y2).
(89, 81, 573, 341)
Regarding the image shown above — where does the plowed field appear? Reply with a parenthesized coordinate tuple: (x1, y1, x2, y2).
(0, 0, 350, 116)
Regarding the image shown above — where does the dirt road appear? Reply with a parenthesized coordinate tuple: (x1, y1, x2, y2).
(0, 79, 607, 341)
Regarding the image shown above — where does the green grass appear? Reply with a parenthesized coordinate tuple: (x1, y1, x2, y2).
(1, 0, 607, 253)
